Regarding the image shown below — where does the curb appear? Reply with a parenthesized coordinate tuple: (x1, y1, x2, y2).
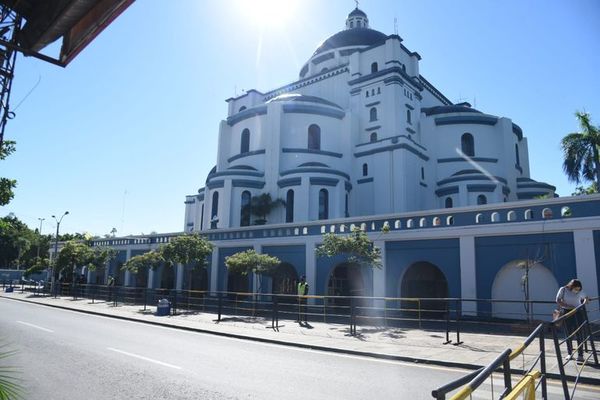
(3, 295, 600, 386)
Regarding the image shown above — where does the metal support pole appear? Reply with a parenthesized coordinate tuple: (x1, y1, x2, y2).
(502, 357, 512, 393)
(551, 324, 570, 400)
(539, 325, 548, 400)
(444, 300, 452, 344)
(217, 292, 223, 322)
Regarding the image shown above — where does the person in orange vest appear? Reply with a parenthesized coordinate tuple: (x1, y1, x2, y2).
(297, 275, 309, 323)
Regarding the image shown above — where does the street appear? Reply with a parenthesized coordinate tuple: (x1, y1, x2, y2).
(0, 298, 598, 399)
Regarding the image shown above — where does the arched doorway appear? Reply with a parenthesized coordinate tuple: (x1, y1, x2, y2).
(272, 262, 298, 302)
(186, 267, 208, 292)
(327, 263, 365, 309)
(227, 273, 249, 294)
(160, 265, 175, 289)
(131, 268, 148, 288)
(399, 262, 449, 318)
(491, 260, 558, 321)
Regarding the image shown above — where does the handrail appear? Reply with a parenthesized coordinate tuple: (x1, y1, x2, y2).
(509, 323, 543, 361)
(504, 371, 541, 400)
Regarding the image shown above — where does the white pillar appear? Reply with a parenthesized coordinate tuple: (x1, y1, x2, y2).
(305, 238, 317, 304)
(147, 269, 154, 289)
(460, 236, 477, 316)
(210, 248, 219, 293)
(124, 249, 132, 286)
(573, 230, 599, 321)
(176, 263, 184, 290)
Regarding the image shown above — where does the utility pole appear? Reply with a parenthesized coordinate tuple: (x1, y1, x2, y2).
(51, 211, 69, 295)
(36, 217, 45, 258)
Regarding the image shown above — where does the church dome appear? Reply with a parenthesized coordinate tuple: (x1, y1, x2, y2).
(312, 28, 388, 56)
(348, 8, 367, 17)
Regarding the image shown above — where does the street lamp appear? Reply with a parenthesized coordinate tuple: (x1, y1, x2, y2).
(36, 217, 45, 258)
(51, 211, 69, 295)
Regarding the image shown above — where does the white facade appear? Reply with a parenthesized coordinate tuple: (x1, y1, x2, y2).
(184, 8, 554, 231)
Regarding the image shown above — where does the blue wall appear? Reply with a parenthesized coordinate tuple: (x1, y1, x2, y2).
(385, 239, 461, 298)
(594, 230, 600, 296)
(315, 253, 374, 297)
(475, 232, 575, 315)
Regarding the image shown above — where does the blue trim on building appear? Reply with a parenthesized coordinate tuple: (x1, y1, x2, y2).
(515, 164, 523, 174)
(438, 175, 507, 186)
(438, 157, 498, 164)
(232, 179, 266, 189)
(467, 184, 496, 193)
(365, 101, 381, 107)
(262, 245, 306, 281)
(517, 192, 550, 200)
(365, 125, 381, 132)
(406, 127, 416, 134)
(209, 169, 264, 179)
(226, 106, 267, 126)
(282, 148, 343, 158)
(207, 180, 225, 189)
(277, 177, 302, 188)
(354, 142, 429, 161)
(435, 115, 498, 126)
(310, 177, 339, 187)
(435, 186, 459, 196)
(502, 186, 511, 196)
(345, 181, 353, 191)
(517, 182, 556, 191)
(355, 134, 427, 151)
(312, 52, 335, 65)
(420, 182, 428, 188)
(282, 104, 345, 119)
(512, 124, 523, 140)
(281, 167, 350, 180)
(227, 150, 266, 163)
(357, 177, 374, 184)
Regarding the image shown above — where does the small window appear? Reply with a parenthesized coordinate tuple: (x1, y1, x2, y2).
(371, 62, 378, 73)
(461, 133, 475, 157)
(445, 197, 453, 208)
(561, 206, 572, 217)
(524, 209, 533, 220)
(406, 109, 412, 124)
(377, 87, 381, 94)
(240, 128, 250, 153)
(369, 107, 378, 122)
(433, 217, 441, 226)
(475, 213, 484, 224)
(366, 91, 369, 98)
(421, 167, 425, 180)
(286, 190, 294, 223)
(371, 89, 375, 96)
(370, 132, 377, 142)
(477, 194, 487, 205)
(362, 163, 368, 176)
(491, 212, 500, 222)
(350, 21, 354, 28)
(507, 211, 516, 221)
(239, 106, 247, 112)
(308, 124, 321, 150)
(542, 208, 553, 219)
(319, 189, 329, 220)
(406, 219, 414, 228)
(240, 191, 251, 226)
(515, 143, 520, 166)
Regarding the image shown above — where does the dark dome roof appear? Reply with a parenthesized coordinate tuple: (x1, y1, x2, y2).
(313, 28, 388, 56)
(267, 93, 342, 109)
(348, 8, 367, 17)
(421, 105, 483, 116)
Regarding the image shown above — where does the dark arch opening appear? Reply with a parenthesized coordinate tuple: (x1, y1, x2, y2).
(400, 262, 448, 319)
(159, 265, 176, 290)
(327, 263, 365, 309)
(461, 133, 474, 157)
(227, 272, 249, 296)
(272, 262, 298, 303)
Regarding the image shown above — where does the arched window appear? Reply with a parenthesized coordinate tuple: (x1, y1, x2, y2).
(406, 109, 411, 124)
(211, 192, 219, 229)
(370, 132, 377, 142)
(350, 21, 354, 28)
(515, 143, 520, 166)
(318, 189, 329, 220)
(362, 163, 368, 176)
(477, 194, 487, 205)
(286, 190, 294, 223)
(461, 133, 474, 157)
(239, 106, 247, 112)
(371, 62, 378, 73)
(240, 128, 250, 153)
(240, 191, 251, 226)
(308, 124, 321, 150)
(445, 197, 453, 208)
(369, 107, 378, 122)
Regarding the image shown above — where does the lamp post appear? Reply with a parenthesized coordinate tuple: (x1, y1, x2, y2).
(36, 217, 45, 258)
(51, 211, 69, 295)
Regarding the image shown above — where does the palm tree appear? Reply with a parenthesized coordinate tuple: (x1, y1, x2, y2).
(561, 111, 600, 190)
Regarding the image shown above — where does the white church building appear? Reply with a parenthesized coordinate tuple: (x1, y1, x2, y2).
(86, 8, 599, 321)
(184, 7, 555, 232)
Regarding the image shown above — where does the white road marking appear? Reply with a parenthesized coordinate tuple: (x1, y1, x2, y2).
(107, 347, 182, 370)
(16, 320, 54, 333)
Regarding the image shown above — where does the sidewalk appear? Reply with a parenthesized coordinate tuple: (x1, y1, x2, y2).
(2, 290, 599, 386)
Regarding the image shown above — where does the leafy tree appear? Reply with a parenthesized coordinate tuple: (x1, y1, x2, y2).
(0, 342, 22, 399)
(160, 233, 213, 269)
(122, 250, 165, 274)
(225, 249, 280, 292)
(571, 182, 598, 196)
(316, 227, 383, 268)
(225, 249, 280, 276)
(245, 193, 285, 225)
(561, 111, 600, 189)
(0, 140, 17, 206)
(55, 242, 115, 281)
(0, 214, 35, 268)
(23, 257, 50, 278)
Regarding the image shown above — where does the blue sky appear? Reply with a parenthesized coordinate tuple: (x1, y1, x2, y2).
(1, 0, 599, 237)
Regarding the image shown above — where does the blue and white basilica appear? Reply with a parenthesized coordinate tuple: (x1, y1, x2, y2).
(88, 8, 600, 320)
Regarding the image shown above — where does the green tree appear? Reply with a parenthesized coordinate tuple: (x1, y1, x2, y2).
(225, 249, 280, 291)
(122, 250, 165, 274)
(160, 233, 213, 269)
(0, 140, 17, 206)
(55, 242, 115, 282)
(0, 342, 22, 400)
(0, 214, 35, 268)
(246, 193, 285, 225)
(316, 227, 383, 268)
(561, 111, 600, 189)
(23, 257, 50, 278)
(571, 182, 598, 195)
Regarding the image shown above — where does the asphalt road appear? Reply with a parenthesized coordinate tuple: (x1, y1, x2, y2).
(1, 298, 598, 399)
